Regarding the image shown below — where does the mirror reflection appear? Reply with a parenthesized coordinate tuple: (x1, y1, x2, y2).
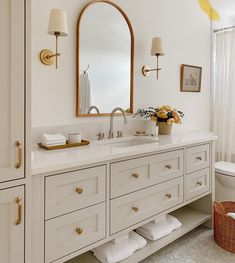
(77, 1, 134, 116)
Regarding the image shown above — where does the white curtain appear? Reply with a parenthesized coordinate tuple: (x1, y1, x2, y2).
(213, 29, 235, 162)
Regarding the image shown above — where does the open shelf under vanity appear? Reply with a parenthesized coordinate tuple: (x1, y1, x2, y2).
(70, 206, 211, 263)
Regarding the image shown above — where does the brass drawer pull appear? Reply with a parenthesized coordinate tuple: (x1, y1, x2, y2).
(16, 141, 22, 169)
(132, 206, 139, 213)
(165, 165, 172, 170)
(132, 173, 139, 179)
(197, 182, 202, 187)
(15, 197, 22, 225)
(196, 156, 202, 161)
(165, 193, 172, 199)
(76, 188, 83, 194)
(75, 228, 83, 235)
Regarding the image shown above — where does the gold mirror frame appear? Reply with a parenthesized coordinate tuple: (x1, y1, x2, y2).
(76, 0, 134, 117)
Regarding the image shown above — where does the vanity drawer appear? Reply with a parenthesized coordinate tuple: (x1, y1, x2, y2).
(45, 203, 106, 263)
(186, 144, 210, 174)
(185, 168, 210, 201)
(111, 150, 183, 198)
(45, 165, 106, 219)
(110, 177, 183, 234)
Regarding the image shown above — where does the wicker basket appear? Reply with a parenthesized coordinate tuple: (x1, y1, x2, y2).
(214, 202, 235, 253)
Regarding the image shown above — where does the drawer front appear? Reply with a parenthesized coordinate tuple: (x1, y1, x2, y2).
(111, 150, 183, 198)
(45, 166, 106, 219)
(186, 144, 210, 174)
(110, 177, 183, 234)
(185, 168, 210, 201)
(45, 203, 106, 263)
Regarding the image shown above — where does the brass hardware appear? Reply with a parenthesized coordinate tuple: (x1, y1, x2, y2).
(15, 197, 22, 225)
(75, 228, 83, 235)
(132, 206, 139, 213)
(16, 141, 22, 169)
(196, 156, 202, 161)
(142, 54, 163, 80)
(40, 49, 55, 66)
(132, 173, 139, 179)
(197, 182, 202, 186)
(76, 188, 83, 194)
(165, 194, 172, 199)
(165, 164, 172, 170)
(40, 34, 62, 69)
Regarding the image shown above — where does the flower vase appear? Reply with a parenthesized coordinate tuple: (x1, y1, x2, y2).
(157, 121, 172, 135)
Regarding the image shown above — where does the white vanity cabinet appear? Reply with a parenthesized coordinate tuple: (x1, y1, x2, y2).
(0, 0, 25, 183)
(0, 186, 24, 263)
(31, 136, 216, 263)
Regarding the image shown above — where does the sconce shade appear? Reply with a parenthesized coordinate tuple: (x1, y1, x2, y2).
(151, 37, 164, 56)
(48, 9, 68, 36)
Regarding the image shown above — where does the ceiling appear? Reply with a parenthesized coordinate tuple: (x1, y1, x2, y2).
(211, 0, 235, 18)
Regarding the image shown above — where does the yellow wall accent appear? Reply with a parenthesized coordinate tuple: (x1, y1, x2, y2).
(198, 0, 220, 21)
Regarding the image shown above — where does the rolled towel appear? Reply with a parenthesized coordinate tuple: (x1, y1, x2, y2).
(111, 233, 129, 244)
(92, 231, 147, 263)
(136, 215, 182, 241)
(227, 213, 235, 220)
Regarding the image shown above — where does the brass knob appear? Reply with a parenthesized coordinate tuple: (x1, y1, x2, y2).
(132, 206, 139, 213)
(132, 173, 139, 179)
(75, 228, 83, 235)
(165, 165, 172, 170)
(165, 193, 172, 199)
(197, 182, 202, 186)
(196, 156, 202, 161)
(76, 188, 83, 194)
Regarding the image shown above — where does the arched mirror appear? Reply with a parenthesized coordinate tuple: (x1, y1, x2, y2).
(76, 0, 134, 117)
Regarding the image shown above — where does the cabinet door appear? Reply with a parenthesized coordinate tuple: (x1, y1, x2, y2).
(0, 0, 25, 182)
(0, 186, 24, 263)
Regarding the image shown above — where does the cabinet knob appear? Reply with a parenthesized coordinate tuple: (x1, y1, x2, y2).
(165, 193, 172, 199)
(197, 182, 202, 187)
(165, 165, 172, 170)
(16, 141, 22, 169)
(132, 173, 139, 179)
(76, 188, 83, 194)
(132, 206, 139, 213)
(196, 156, 202, 161)
(75, 228, 83, 235)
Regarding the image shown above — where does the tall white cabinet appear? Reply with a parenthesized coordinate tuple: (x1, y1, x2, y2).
(0, 0, 26, 262)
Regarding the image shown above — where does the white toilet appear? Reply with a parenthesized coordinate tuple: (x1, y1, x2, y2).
(215, 161, 235, 201)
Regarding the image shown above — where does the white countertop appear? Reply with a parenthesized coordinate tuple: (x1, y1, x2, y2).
(31, 132, 217, 176)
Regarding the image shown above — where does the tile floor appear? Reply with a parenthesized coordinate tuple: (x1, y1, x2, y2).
(142, 226, 235, 263)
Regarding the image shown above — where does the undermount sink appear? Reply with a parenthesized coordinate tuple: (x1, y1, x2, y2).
(94, 136, 159, 148)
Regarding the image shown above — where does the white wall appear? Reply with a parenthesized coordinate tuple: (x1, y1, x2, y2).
(32, 0, 211, 134)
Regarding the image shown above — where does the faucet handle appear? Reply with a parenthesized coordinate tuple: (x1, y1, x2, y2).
(108, 131, 114, 139)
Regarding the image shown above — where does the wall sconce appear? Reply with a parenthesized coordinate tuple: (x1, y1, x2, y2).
(40, 9, 68, 69)
(142, 37, 165, 79)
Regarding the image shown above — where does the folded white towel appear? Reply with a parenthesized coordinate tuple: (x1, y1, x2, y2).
(227, 213, 235, 220)
(136, 215, 182, 241)
(92, 231, 146, 263)
(111, 233, 129, 244)
(41, 133, 66, 142)
(41, 133, 66, 146)
(153, 214, 166, 224)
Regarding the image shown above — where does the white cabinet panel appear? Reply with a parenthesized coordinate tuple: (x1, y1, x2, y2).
(0, 0, 24, 182)
(0, 186, 24, 263)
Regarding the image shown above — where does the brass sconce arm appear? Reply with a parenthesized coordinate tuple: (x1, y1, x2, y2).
(142, 54, 162, 80)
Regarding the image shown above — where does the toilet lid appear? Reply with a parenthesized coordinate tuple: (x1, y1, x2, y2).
(215, 162, 235, 177)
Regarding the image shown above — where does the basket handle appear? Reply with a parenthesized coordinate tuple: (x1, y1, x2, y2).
(214, 202, 226, 217)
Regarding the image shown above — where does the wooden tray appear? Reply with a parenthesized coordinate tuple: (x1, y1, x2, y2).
(38, 140, 90, 150)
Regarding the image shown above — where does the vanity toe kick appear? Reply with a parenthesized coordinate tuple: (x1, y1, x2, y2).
(110, 177, 184, 234)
